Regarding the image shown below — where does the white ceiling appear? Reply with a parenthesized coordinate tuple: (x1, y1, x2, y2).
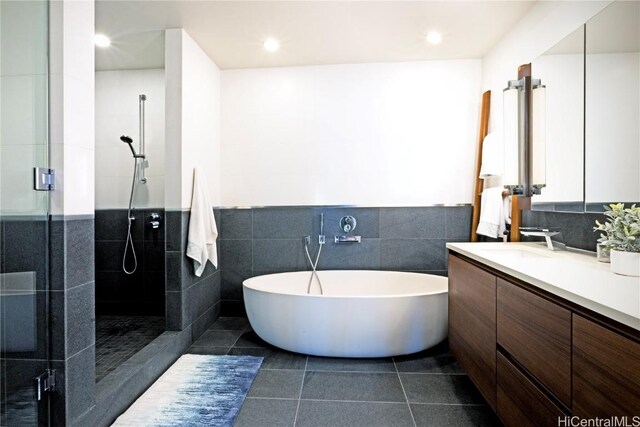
(95, 0, 536, 71)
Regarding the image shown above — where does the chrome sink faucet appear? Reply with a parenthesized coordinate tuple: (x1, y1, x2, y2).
(519, 227, 566, 251)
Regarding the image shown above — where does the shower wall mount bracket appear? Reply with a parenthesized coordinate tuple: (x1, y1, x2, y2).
(33, 167, 55, 191)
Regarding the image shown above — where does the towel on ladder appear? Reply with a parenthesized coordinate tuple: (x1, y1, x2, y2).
(476, 186, 506, 239)
(186, 167, 218, 277)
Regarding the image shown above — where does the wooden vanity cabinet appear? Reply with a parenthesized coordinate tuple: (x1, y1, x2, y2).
(497, 279, 572, 407)
(448, 252, 640, 426)
(497, 352, 566, 427)
(448, 254, 497, 410)
(573, 315, 640, 417)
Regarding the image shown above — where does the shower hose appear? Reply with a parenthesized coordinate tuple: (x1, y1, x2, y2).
(122, 157, 139, 275)
(305, 241, 324, 294)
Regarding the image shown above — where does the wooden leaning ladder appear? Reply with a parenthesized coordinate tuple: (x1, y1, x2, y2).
(470, 91, 491, 242)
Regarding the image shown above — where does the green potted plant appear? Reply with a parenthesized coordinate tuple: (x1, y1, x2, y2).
(594, 203, 640, 277)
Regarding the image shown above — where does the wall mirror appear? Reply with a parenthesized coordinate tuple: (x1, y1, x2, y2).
(530, 1, 640, 213)
(530, 25, 585, 212)
(584, 1, 639, 212)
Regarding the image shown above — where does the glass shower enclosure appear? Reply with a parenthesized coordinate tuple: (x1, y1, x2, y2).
(0, 1, 52, 425)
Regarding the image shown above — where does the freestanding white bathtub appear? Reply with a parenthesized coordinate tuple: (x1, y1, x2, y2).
(243, 270, 448, 358)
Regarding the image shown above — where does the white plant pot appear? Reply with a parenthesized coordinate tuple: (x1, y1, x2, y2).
(610, 250, 640, 277)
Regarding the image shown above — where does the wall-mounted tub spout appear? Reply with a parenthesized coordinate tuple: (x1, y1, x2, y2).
(335, 235, 361, 244)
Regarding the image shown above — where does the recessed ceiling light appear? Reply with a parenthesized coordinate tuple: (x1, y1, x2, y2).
(426, 31, 442, 45)
(94, 34, 111, 48)
(263, 38, 280, 52)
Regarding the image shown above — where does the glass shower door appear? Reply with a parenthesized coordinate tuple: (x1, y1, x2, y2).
(0, 0, 51, 425)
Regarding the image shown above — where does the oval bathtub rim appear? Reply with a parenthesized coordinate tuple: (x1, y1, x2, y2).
(242, 269, 449, 299)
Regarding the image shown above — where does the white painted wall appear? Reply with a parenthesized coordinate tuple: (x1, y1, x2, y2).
(165, 29, 221, 210)
(48, 0, 95, 216)
(95, 69, 165, 209)
(586, 52, 640, 203)
(221, 60, 481, 206)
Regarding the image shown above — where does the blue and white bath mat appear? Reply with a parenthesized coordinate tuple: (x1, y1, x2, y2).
(112, 355, 263, 427)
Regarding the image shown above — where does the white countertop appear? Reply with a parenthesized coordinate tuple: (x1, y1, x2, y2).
(446, 242, 640, 332)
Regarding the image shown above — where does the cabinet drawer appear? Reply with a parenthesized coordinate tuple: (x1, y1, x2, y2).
(448, 255, 497, 409)
(497, 352, 567, 427)
(573, 315, 640, 417)
(497, 278, 571, 407)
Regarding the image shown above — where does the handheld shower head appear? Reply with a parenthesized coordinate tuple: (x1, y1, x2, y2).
(120, 135, 144, 158)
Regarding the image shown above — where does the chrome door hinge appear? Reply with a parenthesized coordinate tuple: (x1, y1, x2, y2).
(34, 167, 55, 191)
(35, 369, 56, 401)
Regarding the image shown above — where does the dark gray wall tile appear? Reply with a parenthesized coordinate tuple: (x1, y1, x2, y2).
(380, 207, 445, 238)
(253, 239, 307, 273)
(220, 300, 247, 317)
(253, 207, 314, 239)
(164, 210, 184, 252)
(143, 241, 165, 272)
(221, 270, 251, 300)
(319, 239, 381, 270)
(314, 207, 380, 238)
(179, 252, 196, 290)
(522, 210, 605, 252)
(209, 317, 249, 331)
(2, 220, 48, 291)
(165, 291, 182, 331)
(63, 220, 97, 286)
(49, 220, 65, 292)
(65, 282, 95, 357)
(95, 241, 124, 272)
(220, 209, 252, 240)
(191, 303, 220, 341)
(165, 251, 182, 292)
(65, 345, 96, 421)
(380, 239, 446, 271)
(192, 329, 242, 347)
(220, 240, 253, 271)
(95, 210, 140, 241)
(446, 206, 472, 240)
(187, 273, 221, 324)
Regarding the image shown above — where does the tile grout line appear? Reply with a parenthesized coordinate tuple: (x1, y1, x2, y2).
(224, 325, 250, 354)
(394, 358, 418, 427)
(292, 355, 308, 426)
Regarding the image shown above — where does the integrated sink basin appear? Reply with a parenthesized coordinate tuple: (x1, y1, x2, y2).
(472, 245, 554, 259)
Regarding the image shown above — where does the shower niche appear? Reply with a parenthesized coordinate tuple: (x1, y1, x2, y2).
(94, 48, 167, 382)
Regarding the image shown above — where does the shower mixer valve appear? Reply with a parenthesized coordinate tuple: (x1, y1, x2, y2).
(148, 213, 162, 229)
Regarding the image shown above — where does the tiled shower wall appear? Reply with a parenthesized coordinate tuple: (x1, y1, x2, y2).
(95, 209, 165, 316)
(164, 209, 221, 338)
(219, 206, 472, 315)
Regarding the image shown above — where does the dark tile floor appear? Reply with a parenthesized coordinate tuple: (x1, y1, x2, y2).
(95, 315, 165, 383)
(186, 317, 501, 427)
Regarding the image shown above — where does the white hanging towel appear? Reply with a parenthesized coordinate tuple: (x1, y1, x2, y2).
(186, 167, 218, 277)
(476, 186, 506, 239)
(479, 132, 504, 179)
